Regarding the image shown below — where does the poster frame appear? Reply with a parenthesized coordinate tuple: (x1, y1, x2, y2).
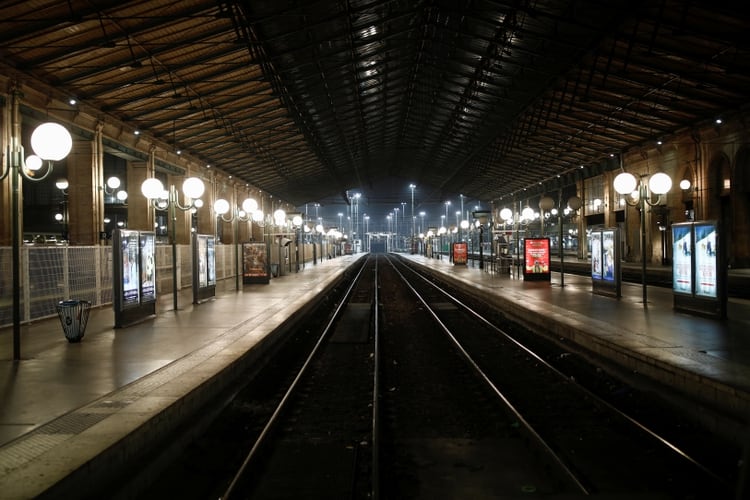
(193, 233, 217, 304)
(113, 228, 157, 328)
(523, 237, 551, 282)
(452, 241, 468, 265)
(242, 242, 271, 284)
(590, 227, 621, 298)
(672, 221, 726, 318)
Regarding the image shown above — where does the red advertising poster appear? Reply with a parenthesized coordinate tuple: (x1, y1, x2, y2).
(453, 242, 468, 265)
(524, 238, 550, 281)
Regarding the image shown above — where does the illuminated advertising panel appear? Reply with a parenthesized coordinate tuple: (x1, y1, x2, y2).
(694, 222, 717, 298)
(197, 235, 208, 288)
(602, 230, 615, 282)
(672, 224, 692, 294)
(243, 243, 270, 283)
(524, 238, 550, 281)
(590, 231, 602, 279)
(121, 230, 140, 307)
(453, 242, 468, 265)
(207, 236, 216, 286)
(140, 232, 156, 303)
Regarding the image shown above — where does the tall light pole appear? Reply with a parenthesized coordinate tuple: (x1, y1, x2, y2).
(614, 170, 673, 305)
(142, 176, 205, 310)
(409, 183, 416, 250)
(2, 98, 73, 360)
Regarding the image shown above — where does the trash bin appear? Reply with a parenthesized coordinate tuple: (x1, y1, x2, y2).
(56, 300, 91, 343)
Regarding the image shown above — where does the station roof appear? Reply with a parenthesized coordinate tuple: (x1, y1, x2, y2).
(1, 0, 748, 210)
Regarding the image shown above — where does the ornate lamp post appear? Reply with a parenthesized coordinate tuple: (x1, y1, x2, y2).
(2, 114, 73, 360)
(214, 196, 258, 290)
(613, 171, 672, 305)
(141, 176, 205, 310)
(472, 210, 491, 269)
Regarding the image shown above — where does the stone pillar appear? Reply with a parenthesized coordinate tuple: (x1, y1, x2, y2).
(127, 160, 152, 231)
(66, 138, 99, 245)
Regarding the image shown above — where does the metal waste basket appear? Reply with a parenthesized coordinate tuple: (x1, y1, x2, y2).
(56, 300, 92, 343)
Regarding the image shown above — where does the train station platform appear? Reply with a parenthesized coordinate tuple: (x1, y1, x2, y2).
(0, 255, 360, 499)
(402, 253, 750, 435)
(2, 251, 749, 498)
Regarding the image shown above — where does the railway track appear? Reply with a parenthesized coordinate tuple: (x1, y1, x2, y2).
(140, 253, 739, 499)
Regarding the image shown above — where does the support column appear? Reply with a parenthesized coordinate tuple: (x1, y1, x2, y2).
(127, 160, 152, 231)
(66, 138, 98, 245)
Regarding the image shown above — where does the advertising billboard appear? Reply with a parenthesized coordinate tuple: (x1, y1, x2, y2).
(694, 222, 717, 298)
(193, 234, 216, 303)
(523, 238, 550, 281)
(113, 229, 157, 327)
(140, 232, 156, 303)
(672, 221, 724, 318)
(243, 242, 270, 284)
(590, 228, 621, 298)
(590, 231, 602, 280)
(672, 223, 692, 294)
(453, 242, 468, 265)
(120, 229, 140, 307)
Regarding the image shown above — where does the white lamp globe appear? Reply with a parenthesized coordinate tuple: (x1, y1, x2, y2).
(242, 198, 258, 213)
(500, 207, 513, 221)
(460, 220, 470, 229)
(116, 190, 128, 201)
(613, 172, 637, 195)
(679, 179, 691, 190)
(252, 210, 264, 222)
(193, 199, 204, 208)
(141, 178, 164, 199)
(55, 213, 63, 221)
(106, 176, 121, 189)
(55, 178, 69, 190)
(214, 198, 230, 215)
(649, 172, 672, 194)
(316, 224, 324, 233)
(521, 206, 535, 220)
(25, 155, 43, 171)
(182, 177, 205, 199)
(274, 209, 286, 225)
(31, 122, 72, 161)
(292, 215, 303, 226)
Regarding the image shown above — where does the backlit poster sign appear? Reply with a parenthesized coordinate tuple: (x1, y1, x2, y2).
(114, 229, 157, 327)
(121, 230, 140, 307)
(590, 228, 621, 298)
(602, 230, 615, 282)
(672, 221, 724, 318)
(524, 238, 550, 281)
(590, 231, 602, 279)
(695, 223, 717, 298)
(672, 224, 692, 294)
(243, 242, 270, 284)
(453, 242, 468, 265)
(140, 232, 156, 303)
(193, 233, 217, 303)
(207, 236, 216, 286)
(197, 235, 208, 288)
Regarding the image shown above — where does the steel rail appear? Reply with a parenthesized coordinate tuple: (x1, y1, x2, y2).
(396, 256, 731, 491)
(384, 255, 591, 496)
(221, 256, 372, 499)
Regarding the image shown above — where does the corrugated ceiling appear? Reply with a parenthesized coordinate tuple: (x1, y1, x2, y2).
(1, 0, 748, 209)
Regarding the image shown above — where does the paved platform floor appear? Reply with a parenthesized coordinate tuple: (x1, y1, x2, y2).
(0, 255, 358, 499)
(1, 251, 749, 498)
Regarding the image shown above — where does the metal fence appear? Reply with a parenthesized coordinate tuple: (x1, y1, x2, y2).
(0, 243, 235, 328)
